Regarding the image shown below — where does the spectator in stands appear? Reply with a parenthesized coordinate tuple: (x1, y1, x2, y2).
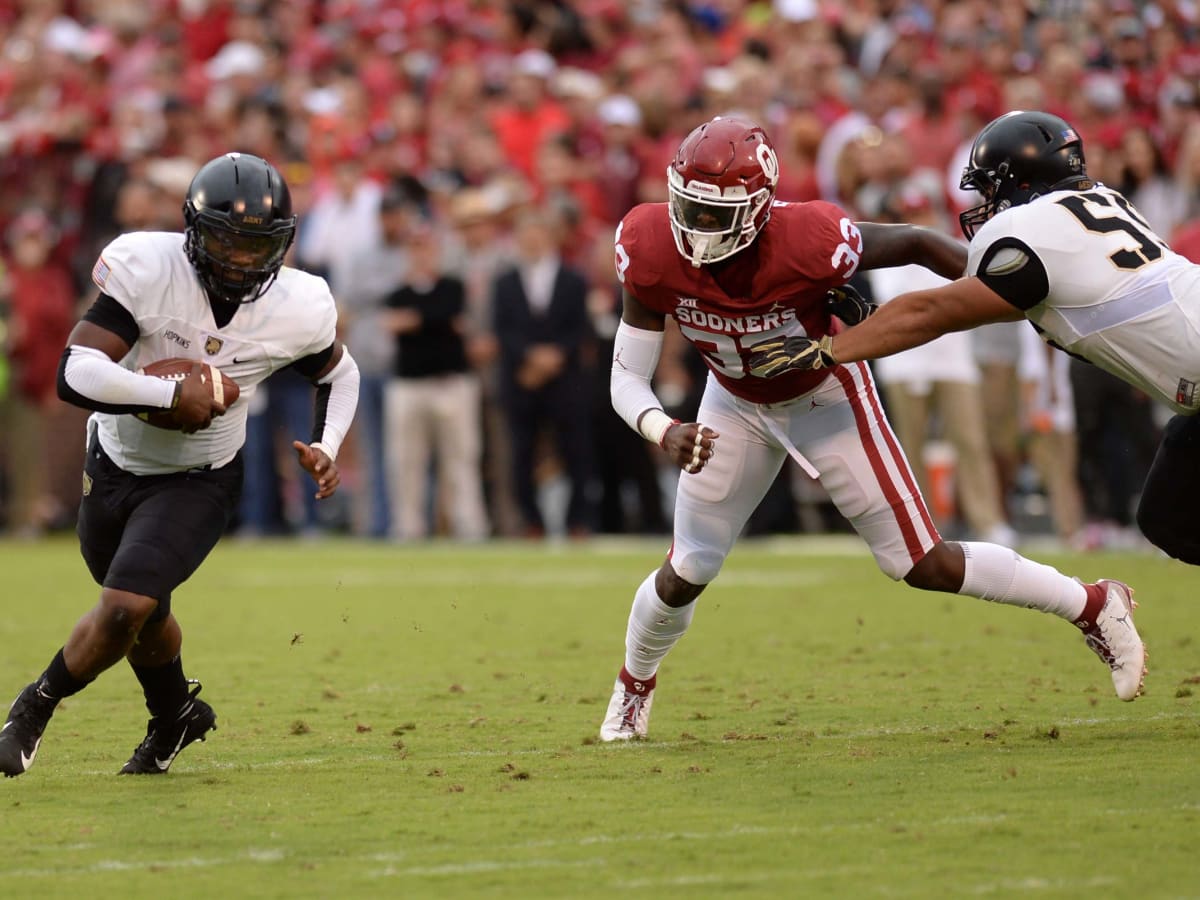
(0, 210, 78, 536)
(443, 188, 524, 538)
(1018, 326, 1084, 546)
(384, 225, 489, 542)
(493, 207, 595, 538)
(489, 50, 571, 186)
(337, 180, 421, 538)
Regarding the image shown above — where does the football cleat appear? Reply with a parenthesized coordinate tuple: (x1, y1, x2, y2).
(600, 667, 656, 742)
(0, 682, 58, 778)
(1079, 580, 1146, 701)
(119, 681, 216, 775)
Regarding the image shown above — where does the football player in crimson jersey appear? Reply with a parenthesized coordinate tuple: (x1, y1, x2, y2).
(0, 154, 361, 777)
(760, 109, 1200, 572)
(600, 115, 1145, 741)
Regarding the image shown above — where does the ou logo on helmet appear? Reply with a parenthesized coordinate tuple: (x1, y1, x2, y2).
(756, 144, 779, 187)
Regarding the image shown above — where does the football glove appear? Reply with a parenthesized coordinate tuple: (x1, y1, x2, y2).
(826, 284, 877, 326)
(746, 334, 837, 378)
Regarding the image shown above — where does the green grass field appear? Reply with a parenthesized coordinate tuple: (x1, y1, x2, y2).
(0, 536, 1196, 898)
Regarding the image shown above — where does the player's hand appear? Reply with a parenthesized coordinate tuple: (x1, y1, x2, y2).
(175, 362, 226, 434)
(746, 335, 836, 378)
(661, 422, 720, 475)
(293, 441, 340, 499)
(826, 284, 877, 326)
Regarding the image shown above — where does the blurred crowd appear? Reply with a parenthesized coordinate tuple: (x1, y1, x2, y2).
(1, 0, 1197, 547)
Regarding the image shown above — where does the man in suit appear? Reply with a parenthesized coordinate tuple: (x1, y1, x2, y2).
(492, 207, 596, 537)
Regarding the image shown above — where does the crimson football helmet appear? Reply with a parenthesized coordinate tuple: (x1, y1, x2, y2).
(959, 110, 1089, 239)
(184, 153, 297, 304)
(667, 116, 780, 266)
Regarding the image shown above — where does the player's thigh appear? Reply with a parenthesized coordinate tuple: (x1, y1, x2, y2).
(671, 405, 785, 585)
(76, 441, 133, 586)
(103, 461, 243, 603)
(804, 363, 939, 580)
(1138, 416, 1200, 557)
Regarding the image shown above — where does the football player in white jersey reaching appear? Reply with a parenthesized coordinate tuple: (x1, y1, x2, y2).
(758, 110, 1200, 569)
(0, 153, 360, 777)
(600, 115, 1146, 743)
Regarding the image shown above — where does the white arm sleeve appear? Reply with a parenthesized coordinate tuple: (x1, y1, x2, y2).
(62, 345, 176, 411)
(610, 320, 675, 445)
(309, 347, 360, 462)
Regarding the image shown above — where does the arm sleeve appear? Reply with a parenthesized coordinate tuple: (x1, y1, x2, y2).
(610, 320, 674, 444)
(308, 347, 360, 461)
(57, 345, 177, 413)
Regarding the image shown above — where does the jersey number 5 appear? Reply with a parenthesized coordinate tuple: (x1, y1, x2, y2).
(1055, 192, 1167, 271)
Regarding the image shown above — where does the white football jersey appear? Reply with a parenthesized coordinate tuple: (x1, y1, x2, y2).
(89, 231, 338, 474)
(967, 185, 1200, 414)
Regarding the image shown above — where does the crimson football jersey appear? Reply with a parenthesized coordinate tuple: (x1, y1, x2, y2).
(615, 200, 863, 404)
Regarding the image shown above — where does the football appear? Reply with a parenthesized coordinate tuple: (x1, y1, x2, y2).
(136, 358, 240, 430)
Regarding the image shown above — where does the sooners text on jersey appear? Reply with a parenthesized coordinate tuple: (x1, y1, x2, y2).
(616, 201, 861, 404)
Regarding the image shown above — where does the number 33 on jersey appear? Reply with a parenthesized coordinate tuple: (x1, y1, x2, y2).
(614, 200, 862, 405)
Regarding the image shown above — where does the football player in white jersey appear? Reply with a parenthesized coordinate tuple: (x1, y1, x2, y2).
(756, 110, 1200, 569)
(0, 153, 360, 777)
(599, 115, 1146, 743)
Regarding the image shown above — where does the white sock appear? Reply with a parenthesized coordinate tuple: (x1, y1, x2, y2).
(958, 541, 1086, 621)
(624, 570, 696, 680)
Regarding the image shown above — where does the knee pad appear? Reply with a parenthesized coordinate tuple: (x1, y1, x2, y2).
(670, 548, 725, 586)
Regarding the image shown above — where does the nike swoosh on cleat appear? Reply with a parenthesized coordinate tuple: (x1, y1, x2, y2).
(19, 739, 40, 772)
(155, 731, 189, 771)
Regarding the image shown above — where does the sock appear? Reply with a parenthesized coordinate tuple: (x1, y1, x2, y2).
(1074, 582, 1107, 631)
(958, 542, 1087, 622)
(36, 648, 90, 703)
(130, 655, 189, 717)
(623, 570, 696, 680)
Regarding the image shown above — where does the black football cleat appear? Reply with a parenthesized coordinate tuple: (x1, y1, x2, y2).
(0, 682, 58, 778)
(119, 681, 217, 775)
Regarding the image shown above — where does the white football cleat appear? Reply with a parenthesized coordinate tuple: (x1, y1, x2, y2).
(600, 668, 655, 741)
(1079, 579, 1146, 701)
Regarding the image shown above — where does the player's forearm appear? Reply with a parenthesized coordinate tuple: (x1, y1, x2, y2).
(610, 320, 674, 445)
(830, 291, 947, 363)
(57, 345, 178, 413)
(308, 347, 360, 461)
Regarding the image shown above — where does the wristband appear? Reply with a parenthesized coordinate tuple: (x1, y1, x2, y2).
(310, 441, 336, 462)
(638, 409, 678, 448)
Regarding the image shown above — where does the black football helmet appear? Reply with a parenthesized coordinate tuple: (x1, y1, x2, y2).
(959, 111, 1090, 239)
(183, 153, 297, 304)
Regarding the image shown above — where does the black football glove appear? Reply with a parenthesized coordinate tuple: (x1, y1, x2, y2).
(826, 284, 877, 326)
(746, 334, 837, 378)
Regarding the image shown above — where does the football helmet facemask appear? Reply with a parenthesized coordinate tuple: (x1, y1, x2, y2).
(959, 110, 1090, 239)
(183, 153, 297, 304)
(667, 116, 780, 267)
